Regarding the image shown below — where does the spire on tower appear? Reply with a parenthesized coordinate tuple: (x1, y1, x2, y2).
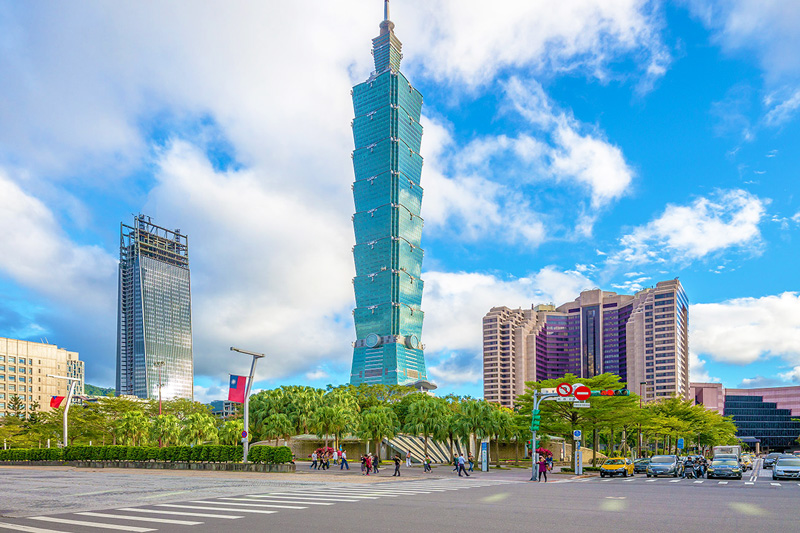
(384, 0, 389, 22)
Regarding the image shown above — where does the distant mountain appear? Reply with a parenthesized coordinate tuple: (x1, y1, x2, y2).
(84, 383, 115, 397)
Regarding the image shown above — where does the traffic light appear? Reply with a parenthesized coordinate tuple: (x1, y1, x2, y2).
(591, 389, 630, 397)
(531, 409, 542, 431)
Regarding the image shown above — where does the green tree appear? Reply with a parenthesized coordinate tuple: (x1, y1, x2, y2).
(404, 396, 448, 458)
(151, 414, 182, 447)
(181, 412, 219, 446)
(260, 413, 294, 446)
(218, 419, 245, 446)
(8, 395, 24, 419)
(357, 406, 399, 461)
(116, 411, 150, 446)
(488, 407, 515, 467)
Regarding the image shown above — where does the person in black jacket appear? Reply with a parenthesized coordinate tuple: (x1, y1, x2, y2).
(393, 454, 401, 477)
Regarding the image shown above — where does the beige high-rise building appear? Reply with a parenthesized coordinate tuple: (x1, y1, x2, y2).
(0, 337, 84, 417)
(483, 279, 689, 407)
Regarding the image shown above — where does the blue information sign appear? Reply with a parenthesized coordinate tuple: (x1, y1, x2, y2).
(677, 438, 684, 450)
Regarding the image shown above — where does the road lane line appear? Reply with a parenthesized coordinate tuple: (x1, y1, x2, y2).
(745, 482, 754, 485)
(117, 508, 241, 519)
(28, 517, 154, 532)
(693, 481, 703, 484)
(76, 512, 202, 525)
(0, 522, 73, 533)
(771, 483, 781, 486)
(188, 500, 306, 510)
(157, 504, 277, 514)
(645, 479, 656, 482)
(267, 492, 378, 499)
(718, 482, 728, 485)
(223, 498, 333, 506)
(254, 495, 360, 502)
(669, 480, 680, 483)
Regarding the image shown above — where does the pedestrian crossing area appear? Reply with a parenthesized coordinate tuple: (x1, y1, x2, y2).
(0, 479, 521, 532)
(551, 476, 800, 489)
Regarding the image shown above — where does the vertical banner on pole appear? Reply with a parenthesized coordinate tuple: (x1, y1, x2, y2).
(481, 440, 489, 472)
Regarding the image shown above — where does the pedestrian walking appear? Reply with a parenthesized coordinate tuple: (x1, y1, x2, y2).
(546, 455, 553, 472)
(424, 455, 432, 473)
(406, 449, 412, 468)
(452, 456, 459, 473)
(372, 454, 380, 474)
(333, 449, 338, 466)
(393, 454, 401, 477)
(341, 450, 349, 470)
(538, 457, 548, 482)
(468, 452, 474, 472)
(361, 454, 367, 475)
(365, 454, 372, 476)
(458, 453, 470, 477)
(310, 451, 318, 470)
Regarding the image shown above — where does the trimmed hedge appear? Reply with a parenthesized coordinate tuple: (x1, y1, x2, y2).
(0, 444, 294, 463)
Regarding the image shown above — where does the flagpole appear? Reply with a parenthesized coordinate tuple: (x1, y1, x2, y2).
(231, 347, 265, 464)
(47, 374, 81, 447)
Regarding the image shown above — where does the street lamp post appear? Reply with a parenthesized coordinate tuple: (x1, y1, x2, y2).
(154, 361, 165, 447)
(638, 381, 647, 458)
(230, 347, 265, 464)
(46, 374, 81, 447)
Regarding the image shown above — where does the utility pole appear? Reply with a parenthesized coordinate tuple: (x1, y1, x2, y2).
(46, 375, 81, 447)
(154, 361, 165, 447)
(230, 347, 265, 464)
(638, 381, 647, 458)
(530, 390, 558, 481)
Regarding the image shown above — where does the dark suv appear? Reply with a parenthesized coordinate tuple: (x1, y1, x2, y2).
(764, 453, 782, 469)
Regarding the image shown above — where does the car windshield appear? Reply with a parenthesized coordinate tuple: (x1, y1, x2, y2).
(776, 458, 800, 467)
(715, 455, 737, 460)
(650, 456, 674, 464)
(713, 460, 738, 466)
(768, 453, 781, 458)
(635, 459, 649, 463)
(605, 459, 625, 465)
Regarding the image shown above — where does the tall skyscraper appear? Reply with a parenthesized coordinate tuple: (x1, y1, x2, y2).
(484, 279, 689, 407)
(116, 214, 193, 400)
(349, 1, 428, 386)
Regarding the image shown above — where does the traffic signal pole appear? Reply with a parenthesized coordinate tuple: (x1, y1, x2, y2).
(530, 390, 558, 482)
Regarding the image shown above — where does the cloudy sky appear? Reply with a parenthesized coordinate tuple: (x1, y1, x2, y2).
(1, 0, 799, 401)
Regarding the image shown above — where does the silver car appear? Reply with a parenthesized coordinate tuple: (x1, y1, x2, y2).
(773, 456, 800, 480)
(646, 455, 681, 477)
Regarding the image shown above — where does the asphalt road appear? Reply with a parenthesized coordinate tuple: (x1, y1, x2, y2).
(0, 462, 797, 533)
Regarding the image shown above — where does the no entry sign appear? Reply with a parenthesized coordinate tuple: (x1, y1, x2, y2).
(573, 385, 591, 401)
(557, 383, 573, 397)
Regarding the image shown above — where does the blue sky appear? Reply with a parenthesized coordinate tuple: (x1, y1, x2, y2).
(1, 1, 799, 402)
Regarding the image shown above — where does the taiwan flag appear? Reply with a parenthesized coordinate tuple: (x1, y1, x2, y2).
(50, 396, 66, 408)
(228, 375, 247, 403)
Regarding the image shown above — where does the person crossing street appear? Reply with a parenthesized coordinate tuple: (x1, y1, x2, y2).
(393, 453, 402, 476)
(340, 450, 349, 470)
(457, 453, 470, 477)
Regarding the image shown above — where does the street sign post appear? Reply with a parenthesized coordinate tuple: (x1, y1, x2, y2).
(557, 383, 573, 397)
(555, 396, 576, 402)
(677, 438, 684, 450)
(574, 386, 591, 401)
(573, 429, 582, 440)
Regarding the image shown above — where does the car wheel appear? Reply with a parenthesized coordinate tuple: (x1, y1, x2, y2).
(673, 471, 678, 477)
(623, 470, 627, 478)
(600, 472, 605, 478)
(646, 474, 651, 478)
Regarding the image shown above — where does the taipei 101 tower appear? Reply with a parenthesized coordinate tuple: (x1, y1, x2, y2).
(349, 1, 429, 386)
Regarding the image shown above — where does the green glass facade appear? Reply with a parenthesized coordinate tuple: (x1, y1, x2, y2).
(350, 11, 427, 386)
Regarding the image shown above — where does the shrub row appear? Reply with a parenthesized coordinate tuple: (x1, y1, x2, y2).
(0, 444, 290, 464)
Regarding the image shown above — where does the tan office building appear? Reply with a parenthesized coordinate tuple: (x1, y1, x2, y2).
(483, 279, 689, 407)
(0, 337, 84, 417)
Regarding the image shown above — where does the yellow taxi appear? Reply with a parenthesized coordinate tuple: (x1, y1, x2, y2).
(741, 454, 753, 471)
(600, 457, 635, 478)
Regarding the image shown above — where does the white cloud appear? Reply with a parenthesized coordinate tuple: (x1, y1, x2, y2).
(0, 169, 116, 309)
(689, 352, 719, 383)
(612, 276, 651, 293)
(406, 0, 669, 88)
(690, 292, 800, 365)
(737, 376, 786, 388)
(613, 189, 767, 265)
(793, 212, 800, 224)
(778, 366, 800, 383)
(305, 369, 330, 381)
(764, 89, 800, 126)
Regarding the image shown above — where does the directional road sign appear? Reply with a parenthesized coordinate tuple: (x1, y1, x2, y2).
(677, 438, 684, 450)
(541, 388, 557, 394)
(555, 396, 576, 402)
(557, 383, 573, 397)
(573, 402, 590, 408)
(573, 385, 591, 401)
(573, 429, 582, 440)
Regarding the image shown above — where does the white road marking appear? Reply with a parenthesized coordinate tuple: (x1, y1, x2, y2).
(771, 483, 781, 486)
(693, 481, 704, 484)
(718, 482, 728, 485)
(28, 517, 154, 532)
(645, 479, 656, 482)
(256, 495, 360, 502)
(669, 480, 681, 483)
(157, 504, 277, 514)
(189, 500, 306, 510)
(223, 497, 333, 506)
(76, 512, 202, 525)
(745, 482, 754, 485)
(117, 508, 241, 519)
(0, 522, 73, 533)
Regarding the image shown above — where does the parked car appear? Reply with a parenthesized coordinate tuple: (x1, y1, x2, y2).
(633, 458, 650, 474)
(773, 456, 800, 480)
(707, 458, 742, 479)
(646, 455, 682, 478)
(600, 457, 635, 478)
(763, 452, 782, 469)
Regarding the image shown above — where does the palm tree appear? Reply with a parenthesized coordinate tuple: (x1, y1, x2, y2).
(218, 419, 245, 446)
(310, 406, 337, 448)
(181, 412, 218, 446)
(357, 406, 399, 461)
(404, 396, 448, 458)
(461, 400, 493, 456)
(489, 408, 515, 467)
(261, 413, 294, 446)
(116, 411, 149, 446)
(150, 414, 181, 447)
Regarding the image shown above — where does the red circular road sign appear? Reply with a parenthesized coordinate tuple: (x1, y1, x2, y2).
(574, 385, 591, 401)
(557, 383, 573, 397)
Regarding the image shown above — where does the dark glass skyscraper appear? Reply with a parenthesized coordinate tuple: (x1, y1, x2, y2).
(116, 214, 193, 400)
(350, 1, 428, 386)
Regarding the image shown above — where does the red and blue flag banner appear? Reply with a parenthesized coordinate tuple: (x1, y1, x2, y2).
(228, 375, 247, 403)
(50, 396, 66, 408)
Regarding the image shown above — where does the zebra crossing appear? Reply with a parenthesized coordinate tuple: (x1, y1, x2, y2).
(0, 479, 520, 532)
